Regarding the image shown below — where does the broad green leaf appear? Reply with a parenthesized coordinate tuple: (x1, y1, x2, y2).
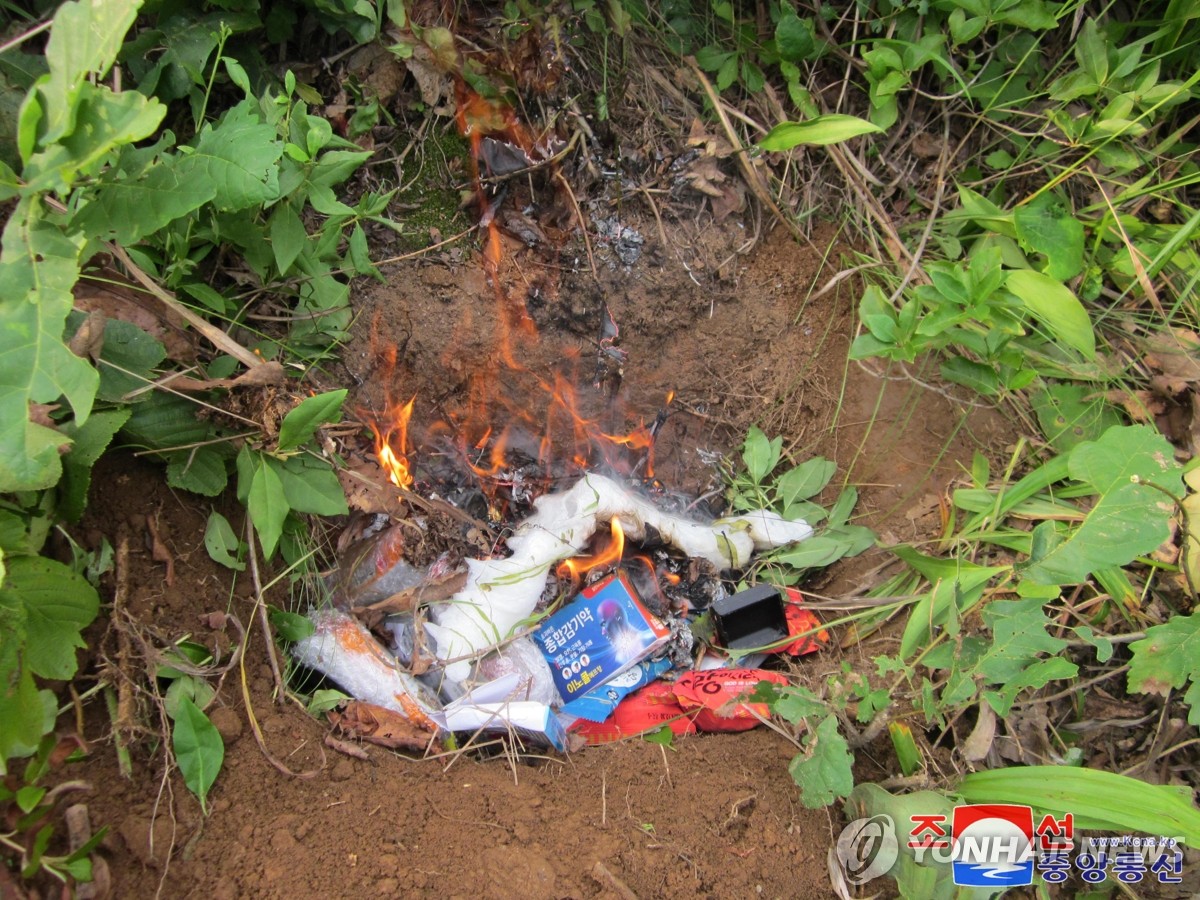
(171, 696, 224, 814)
(983, 656, 1078, 715)
(770, 536, 847, 569)
(78, 316, 166, 401)
(35, 0, 141, 147)
(775, 13, 815, 62)
(247, 455, 288, 557)
(164, 675, 214, 720)
(1030, 383, 1123, 452)
(1129, 614, 1200, 724)
(59, 408, 131, 522)
(940, 356, 999, 395)
(204, 511, 245, 571)
(271, 455, 348, 516)
(23, 84, 165, 191)
(0, 201, 94, 492)
(741, 426, 780, 484)
(277, 389, 347, 452)
(1, 556, 99, 680)
(76, 101, 282, 243)
(1004, 269, 1095, 358)
(269, 202, 307, 274)
(166, 447, 228, 497)
(1023, 425, 1183, 585)
(122, 392, 215, 451)
(775, 457, 835, 507)
(268, 606, 315, 642)
(977, 597, 1067, 678)
(755, 682, 826, 723)
(788, 714, 854, 808)
(759, 115, 882, 151)
(1014, 200, 1085, 280)
(0, 665, 56, 774)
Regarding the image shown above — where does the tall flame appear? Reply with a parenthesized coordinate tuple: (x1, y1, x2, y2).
(373, 396, 415, 489)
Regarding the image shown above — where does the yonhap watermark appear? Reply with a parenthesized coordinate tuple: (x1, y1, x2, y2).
(835, 805, 1185, 888)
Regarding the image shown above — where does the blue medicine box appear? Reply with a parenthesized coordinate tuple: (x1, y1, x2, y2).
(533, 570, 670, 702)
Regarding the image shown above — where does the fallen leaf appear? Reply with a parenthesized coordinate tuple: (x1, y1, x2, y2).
(69, 310, 106, 360)
(160, 361, 287, 393)
(75, 269, 195, 362)
(146, 512, 175, 587)
(960, 702, 995, 762)
(1144, 328, 1200, 395)
(328, 700, 438, 752)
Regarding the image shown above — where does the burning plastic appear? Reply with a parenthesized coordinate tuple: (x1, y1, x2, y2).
(424, 472, 813, 683)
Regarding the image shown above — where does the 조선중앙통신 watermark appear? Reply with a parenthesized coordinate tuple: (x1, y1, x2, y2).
(836, 804, 1184, 888)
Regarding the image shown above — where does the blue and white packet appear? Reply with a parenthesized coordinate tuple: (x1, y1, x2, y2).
(560, 656, 674, 723)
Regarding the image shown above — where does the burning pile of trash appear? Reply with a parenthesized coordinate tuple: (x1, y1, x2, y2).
(293, 470, 827, 754)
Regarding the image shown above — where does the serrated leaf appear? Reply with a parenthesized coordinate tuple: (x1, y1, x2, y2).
(1, 556, 99, 680)
(59, 408, 131, 522)
(1023, 425, 1182, 585)
(271, 455, 348, 516)
(1004, 269, 1095, 358)
(121, 392, 215, 451)
(204, 511, 245, 571)
(36, 0, 141, 147)
(976, 597, 1069, 683)
(757, 683, 826, 724)
(83, 316, 166, 401)
(788, 714, 854, 808)
(277, 389, 346, 452)
(0, 201, 94, 492)
(171, 696, 224, 813)
(759, 115, 882, 151)
(775, 457, 835, 507)
(167, 447, 228, 497)
(247, 456, 288, 558)
(1129, 614, 1200, 723)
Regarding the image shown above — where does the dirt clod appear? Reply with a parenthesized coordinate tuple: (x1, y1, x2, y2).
(208, 706, 243, 744)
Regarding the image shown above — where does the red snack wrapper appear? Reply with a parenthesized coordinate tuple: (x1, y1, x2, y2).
(783, 588, 828, 656)
(569, 681, 697, 745)
(672, 669, 788, 732)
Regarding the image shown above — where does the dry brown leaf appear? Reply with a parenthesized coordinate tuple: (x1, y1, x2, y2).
(686, 118, 736, 158)
(683, 155, 728, 198)
(1105, 389, 1165, 422)
(709, 182, 746, 222)
(69, 310, 106, 360)
(145, 512, 175, 587)
(328, 700, 438, 752)
(961, 701, 995, 762)
(404, 44, 451, 109)
(1144, 328, 1200, 395)
(162, 361, 287, 393)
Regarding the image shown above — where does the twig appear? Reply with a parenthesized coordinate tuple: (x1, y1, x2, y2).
(373, 224, 478, 267)
(244, 522, 284, 699)
(591, 861, 639, 900)
(112, 536, 135, 778)
(554, 169, 597, 278)
(108, 243, 264, 370)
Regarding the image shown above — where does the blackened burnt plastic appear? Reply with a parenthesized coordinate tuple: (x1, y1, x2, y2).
(711, 583, 789, 650)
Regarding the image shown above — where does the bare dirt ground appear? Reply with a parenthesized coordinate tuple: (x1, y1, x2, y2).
(69, 212, 1008, 898)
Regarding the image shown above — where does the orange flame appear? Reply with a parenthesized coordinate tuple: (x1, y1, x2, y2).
(373, 396, 415, 489)
(558, 517, 625, 582)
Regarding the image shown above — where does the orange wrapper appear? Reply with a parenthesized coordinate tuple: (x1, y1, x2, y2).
(672, 669, 789, 732)
(783, 588, 828, 655)
(569, 681, 697, 745)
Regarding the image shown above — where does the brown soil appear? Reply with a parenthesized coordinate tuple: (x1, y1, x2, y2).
(66, 214, 1006, 898)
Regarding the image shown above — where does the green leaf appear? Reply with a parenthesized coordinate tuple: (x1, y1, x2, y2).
(976, 597, 1070, 683)
(1129, 614, 1200, 724)
(204, 511, 245, 571)
(1075, 18, 1109, 86)
(1004, 269, 1095, 359)
(0, 666, 57, 773)
(76, 101, 282, 243)
(59, 408, 131, 522)
(164, 675, 214, 720)
(958, 766, 1200, 844)
(171, 696, 224, 814)
(16, 784, 46, 814)
(1023, 425, 1183, 585)
(775, 457, 835, 507)
(268, 606, 315, 642)
(1030, 383, 1122, 452)
(269, 202, 307, 274)
(788, 714, 854, 808)
(741, 426, 781, 484)
(166, 448, 228, 497)
(771, 536, 848, 569)
(271, 455, 348, 516)
(306, 688, 349, 716)
(1, 556, 99, 680)
(758, 115, 882, 151)
(889, 722, 922, 776)
(775, 13, 816, 62)
(756, 682, 826, 723)
(0, 201, 94, 492)
(122, 392, 216, 451)
(940, 356, 999, 395)
(247, 454, 288, 557)
(35, 0, 141, 147)
(84, 316, 166, 401)
(642, 725, 675, 748)
(277, 389, 347, 452)
(1014, 200, 1085, 280)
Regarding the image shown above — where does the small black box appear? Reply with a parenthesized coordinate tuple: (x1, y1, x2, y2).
(711, 583, 789, 650)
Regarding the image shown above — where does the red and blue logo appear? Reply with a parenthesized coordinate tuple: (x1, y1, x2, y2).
(951, 804, 1035, 886)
